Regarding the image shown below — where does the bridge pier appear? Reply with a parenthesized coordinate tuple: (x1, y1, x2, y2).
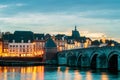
(81, 56, 90, 68)
(67, 55, 77, 66)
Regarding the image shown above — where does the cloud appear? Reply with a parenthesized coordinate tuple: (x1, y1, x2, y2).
(80, 31, 106, 40)
(0, 3, 26, 10)
(0, 12, 119, 42)
(0, 12, 120, 31)
(15, 3, 26, 7)
(0, 12, 118, 25)
(80, 10, 120, 19)
(0, 5, 8, 9)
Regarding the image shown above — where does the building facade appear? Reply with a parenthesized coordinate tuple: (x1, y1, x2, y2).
(34, 34, 45, 56)
(2, 31, 36, 57)
(54, 34, 68, 51)
(2, 31, 47, 57)
(8, 42, 36, 56)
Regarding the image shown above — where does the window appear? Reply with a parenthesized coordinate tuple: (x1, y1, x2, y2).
(28, 40, 31, 43)
(23, 49, 25, 52)
(10, 50, 12, 52)
(20, 49, 22, 52)
(27, 49, 29, 52)
(13, 40, 15, 43)
(10, 45, 12, 47)
(21, 40, 24, 43)
(27, 45, 29, 48)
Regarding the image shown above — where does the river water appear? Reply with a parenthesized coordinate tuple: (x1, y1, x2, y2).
(0, 66, 119, 80)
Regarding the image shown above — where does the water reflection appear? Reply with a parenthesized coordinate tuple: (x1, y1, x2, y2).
(101, 72, 108, 80)
(0, 66, 119, 80)
(0, 66, 44, 80)
(86, 71, 92, 80)
(57, 67, 70, 80)
(74, 70, 82, 80)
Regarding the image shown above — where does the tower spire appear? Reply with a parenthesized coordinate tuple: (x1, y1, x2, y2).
(75, 25, 77, 31)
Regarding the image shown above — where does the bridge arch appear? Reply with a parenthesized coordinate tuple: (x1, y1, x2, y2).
(108, 51, 120, 71)
(90, 51, 107, 69)
(67, 51, 77, 66)
(90, 51, 100, 69)
(90, 54, 98, 69)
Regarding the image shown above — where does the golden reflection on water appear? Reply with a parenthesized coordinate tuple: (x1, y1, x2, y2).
(4, 67, 7, 80)
(64, 67, 71, 80)
(74, 70, 82, 80)
(57, 67, 63, 80)
(57, 67, 71, 80)
(86, 71, 92, 80)
(0, 66, 44, 80)
(101, 72, 108, 80)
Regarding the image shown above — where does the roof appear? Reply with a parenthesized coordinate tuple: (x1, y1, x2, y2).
(45, 38, 57, 48)
(66, 36, 86, 43)
(14, 31, 34, 43)
(3, 34, 14, 42)
(34, 34, 45, 40)
(3, 31, 34, 43)
(55, 34, 66, 40)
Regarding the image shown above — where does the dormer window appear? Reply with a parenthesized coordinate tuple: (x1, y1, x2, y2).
(41, 37, 43, 40)
(62, 37, 64, 41)
(71, 40, 73, 43)
(28, 40, 31, 43)
(36, 37, 38, 40)
(13, 40, 15, 43)
(21, 40, 24, 43)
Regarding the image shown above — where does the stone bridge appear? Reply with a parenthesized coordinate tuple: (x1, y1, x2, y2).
(58, 46, 120, 71)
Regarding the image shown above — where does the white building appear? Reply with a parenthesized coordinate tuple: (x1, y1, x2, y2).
(2, 31, 47, 57)
(4, 31, 36, 57)
(8, 42, 36, 57)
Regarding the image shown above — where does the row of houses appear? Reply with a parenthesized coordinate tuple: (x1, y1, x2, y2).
(0, 27, 92, 57)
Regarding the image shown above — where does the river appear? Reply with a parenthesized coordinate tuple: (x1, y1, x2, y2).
(0, 66, 119, 80)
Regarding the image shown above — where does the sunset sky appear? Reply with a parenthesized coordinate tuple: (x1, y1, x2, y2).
(0, 0, 120, 42)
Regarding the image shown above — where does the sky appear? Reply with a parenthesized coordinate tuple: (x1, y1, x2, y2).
(0, 0, 120, 42)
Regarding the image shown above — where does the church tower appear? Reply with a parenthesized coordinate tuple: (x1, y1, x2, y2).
(72, 26, 80, 39)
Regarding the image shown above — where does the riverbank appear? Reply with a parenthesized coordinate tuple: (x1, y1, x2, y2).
(0, 57, 45, 66)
